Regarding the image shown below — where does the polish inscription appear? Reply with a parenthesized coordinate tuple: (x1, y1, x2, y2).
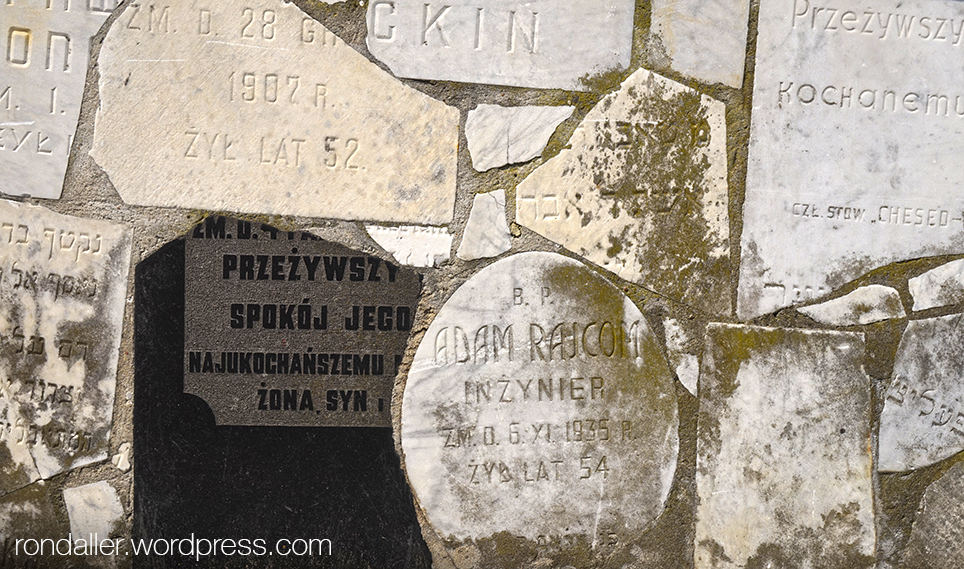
(183, 217, 421, 427)
(401, 252, 678, 544)
(1, 0, 119, 199)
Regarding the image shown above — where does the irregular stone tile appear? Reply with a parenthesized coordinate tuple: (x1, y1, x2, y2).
(737, 0, 964, 319)
(465, 105, 574, 172)
(402, 252, 679, 546)
(0, 481, 72, 567)
(1, 0, 119, 199)
(797, 284, 905, 326)
(662, 316, 699, 395)
(91, 0, 458, 225)
(650, 0, 749, 88)
(0, 200, 131, 495)
(879, 313, 964, 472)
(365, 0, 635, 90)
(110, 442, 130, 472)
(516, 69, 729, 315)
(63, 481, 124, 538)
(909, 259, 964, 311)
(696, 324, 875, 569)
(456, 190, 512, 261)
(366, 225, 453, 268)
(900, 461, 964, 568)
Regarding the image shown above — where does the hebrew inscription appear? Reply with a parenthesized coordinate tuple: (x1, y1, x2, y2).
(401, 252, 678, 544)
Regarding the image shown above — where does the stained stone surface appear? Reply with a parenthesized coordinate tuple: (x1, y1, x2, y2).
(366, 225, 453, 268)
(662, 316, 699, 395)
(365, 1, 635, 91)
(650, 0, 749, 87)
(696, 324, 875, 569)
(797, 284, 905, 326)
(465, 105, 574, 172)
(1, 0, 118, 200)
(900, 461, 964, 568)
(402, 252, 679, 544)
(0, 200, 130, 497)
(879, 313, 964, 472)
(517, 69, 729, 315)
(91, 0, 459, 225)
(0, 481, 70, 567)
(63, 481, 124, 538)
(738, 0, 964, 319)
(909, 259, 964, 311)
(456, 190, 512, 261)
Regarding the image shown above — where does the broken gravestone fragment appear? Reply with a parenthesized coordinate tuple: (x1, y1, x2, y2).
(91, 0, 458, 224)
(365, 0, 635, 90)
(738, 0, 964, 319)
(879, 313, 964, 472)
(696, 324, 875, 569)
(465, 105, 574, 172)
(517, 69, 730, 315)
(0, 200, 130, 497)
(456, 190, 512, 261)
(63, 481, 124, 539)
(402, 252, 678, 556)
(900, 461, 964, 568)
(1, 0, 119, 199)
(650, 0, 749, 88)
(365, 225, 453, 268)
(909, 258, 964, 311)
(662, 316, 700, 395)
(797, 284, 905, 326)
(0, 481, 72, 566)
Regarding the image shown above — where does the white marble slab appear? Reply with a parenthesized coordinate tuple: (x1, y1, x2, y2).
(365, 225, 452, 268)
(798, 284, 905, 325)
(651, 0, 749, 88)
(465, 105, 573, 172)
(91, 0, 458, 225)
(738, 0, 964, 319)
(402, 252, 678, 543)
(63, 481, 123, 538)
(517, 69, 730, 315)
(365, 0, 635, 90)
(900, 461, 964, 567)
(696, 324, 875, 568)
(1, 0, 118, 199)
(662, 317, 699, 395)
(456, 190, 512, 261)
(909, 259, 964, 311)
(880, 313, 964, 472)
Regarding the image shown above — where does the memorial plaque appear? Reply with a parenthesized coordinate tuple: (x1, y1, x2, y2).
(92, 0, 458, 224)
(365, 0, 635, 90)
(909, 258, 964, 311)
(738, 0, 964, 318)
(797, 284, 905, 326)
(0, 199, 130, 496)
(900, 461, 964, 568)
(401, 252, 679, 545)
(465, 105, 574, 172)
(696, 324, 875, 569)
(1, 0, 118, 199)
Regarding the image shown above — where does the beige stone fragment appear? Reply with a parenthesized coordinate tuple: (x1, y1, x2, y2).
(797, 284, 905, 325)
(465, 105, 574, 172)
(901, 461, 964, 568)
(91, 0, 458, 224)
(909, 259, 964, 311)
(456, 190, 512, 261)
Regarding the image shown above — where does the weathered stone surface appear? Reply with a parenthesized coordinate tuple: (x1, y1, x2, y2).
(0, 481, 70, 565)
(879, 313, 964, 472)
(738, 0, 964, 319)
(909, 259, 964, 311)
(517, 69, 729, 315)
(366, 225, 453, 268)
(63, 481, 124, 538)
(456, 190, 512, 261)
(91, 0, 458, 224)
(1, 0, 118, 199)
(900, 461, 964, 568)
(662, 316, 699, 395)
(797, 284, 905, 326)
(696, 324, 875, 569)
(651, 0, 749, 88)
(365, 0, 635, 90)
(465, 105, 574, 172)
(402, 252, 679, 544)
(0, 200, 130, 496)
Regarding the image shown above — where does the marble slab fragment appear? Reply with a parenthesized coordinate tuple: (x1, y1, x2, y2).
(63, 481, 123, 538)
(366, 225, 453, 268)
(0, 200, 130, 496)
(465, 105, 574, 172)
(696, 324, 875, 569)
(909, 259, 964, 311)
(879, 313, 964, 471)
(0, 482, 70, 560)
(91, 0, 458, 225)
(517, 69, 730, 315)
(797, 284, 905, 325)
(1, 0, 118, 199)
(900, 461, 964, 568)
(662, 316, 699, 395)
(738, 0, 964, 319)
(402, 252, 679, 544)
(651, 0, 749, 87)
(365, 0, 635, 90)
(456, 190, 512, 261)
